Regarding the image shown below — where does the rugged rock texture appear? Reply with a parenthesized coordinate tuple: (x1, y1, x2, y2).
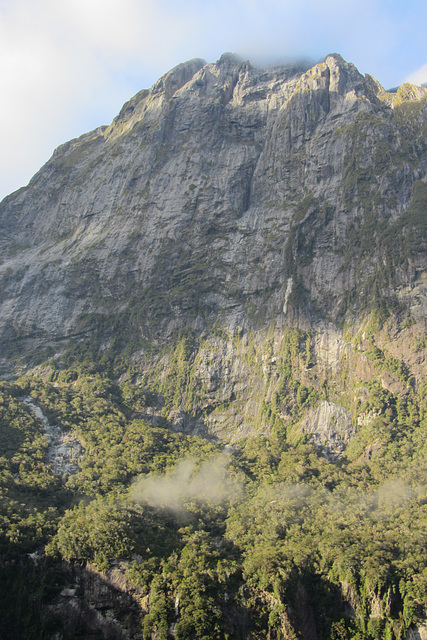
(44, 562, 144, 639)
(0, 52, 426, 452)
(23, 396, 83, 475)
(297, 400, 354, 458)
(407, 624, 427, 640)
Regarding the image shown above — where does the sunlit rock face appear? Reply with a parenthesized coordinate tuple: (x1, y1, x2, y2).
(297, 400, 354, 458)
(1, 53, 425, 344)
(0, 53, 426, 449)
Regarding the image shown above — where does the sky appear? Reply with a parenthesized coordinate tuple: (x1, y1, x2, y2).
(0, 0, 426, 202)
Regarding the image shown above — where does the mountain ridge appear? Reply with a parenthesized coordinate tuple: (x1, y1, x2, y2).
(2, 56, 421, 340)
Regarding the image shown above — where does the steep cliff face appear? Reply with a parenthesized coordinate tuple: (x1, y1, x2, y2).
(0, 53, 426, 453)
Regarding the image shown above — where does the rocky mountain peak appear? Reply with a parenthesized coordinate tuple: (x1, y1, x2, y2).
(0, 53, 425, 385)
(216, 51, 244, 67)
(150, 57, 207, 97)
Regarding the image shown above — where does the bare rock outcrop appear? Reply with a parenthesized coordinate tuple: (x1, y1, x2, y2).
(1, 53, 425, 362)
(297, 400, 354, 457)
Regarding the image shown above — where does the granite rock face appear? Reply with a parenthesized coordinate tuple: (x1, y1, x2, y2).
(297, 400, 354, 458)
(0, 53, 426, 450)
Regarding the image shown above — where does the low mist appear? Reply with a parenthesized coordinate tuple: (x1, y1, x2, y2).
(131, 454, 243, 511)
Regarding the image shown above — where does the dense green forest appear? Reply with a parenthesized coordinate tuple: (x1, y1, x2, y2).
(1, 319, 427, 640)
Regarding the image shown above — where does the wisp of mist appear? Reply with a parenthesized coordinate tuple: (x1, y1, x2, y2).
(131, 454, 243, 512)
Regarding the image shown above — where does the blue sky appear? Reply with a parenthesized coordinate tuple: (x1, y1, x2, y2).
(0, 0, 426, 202)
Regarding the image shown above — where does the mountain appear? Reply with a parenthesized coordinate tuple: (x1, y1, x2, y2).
(1, 51, 426, 445)
(0, 53, 427, 639)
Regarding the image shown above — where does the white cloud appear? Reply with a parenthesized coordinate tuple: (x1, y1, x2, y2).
(0, 0, 426, 200)
(57, 0, 200, 66)
(0, 0, 202, 200)
(0, 1, 107, 198)
(406, 63, 427, 86)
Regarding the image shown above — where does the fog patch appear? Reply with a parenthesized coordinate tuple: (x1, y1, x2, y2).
(131, 454, 243, 511)
(376, 479, 415, 512)
(325, 478, 418, 521)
